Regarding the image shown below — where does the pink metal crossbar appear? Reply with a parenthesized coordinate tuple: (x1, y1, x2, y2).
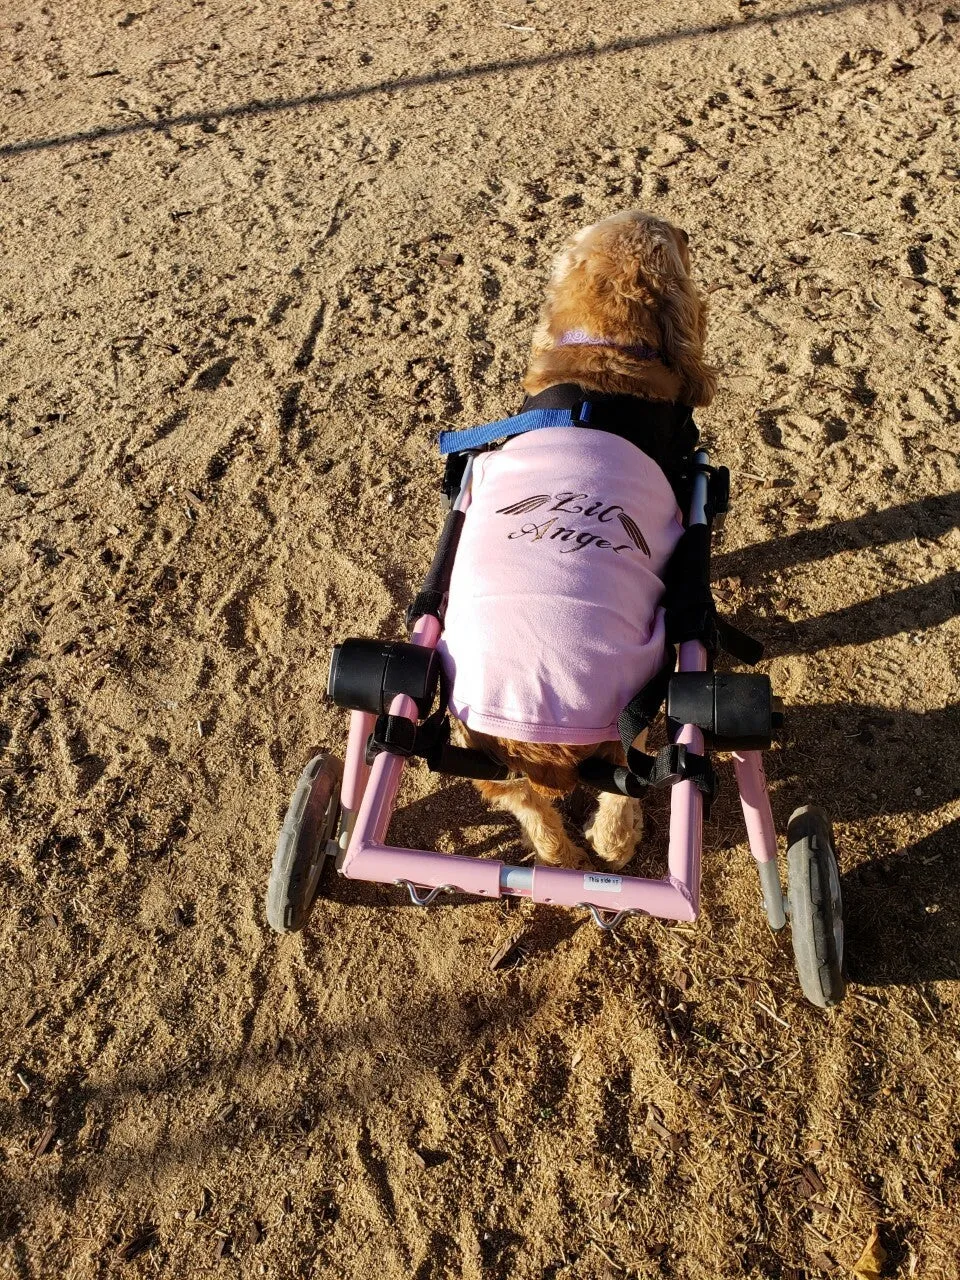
(335, 451, 786, 928)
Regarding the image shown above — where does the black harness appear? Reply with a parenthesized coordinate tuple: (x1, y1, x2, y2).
(519, 382, 700, 496)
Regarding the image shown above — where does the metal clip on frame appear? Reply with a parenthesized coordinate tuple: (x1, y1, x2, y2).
(396, 879, 455, 906)
(577, 903, 639, 933)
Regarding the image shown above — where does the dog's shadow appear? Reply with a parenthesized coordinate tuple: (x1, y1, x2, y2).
(389, 776, 517, 859)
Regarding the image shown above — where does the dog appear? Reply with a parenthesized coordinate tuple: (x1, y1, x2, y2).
(438, 210, 716, 870)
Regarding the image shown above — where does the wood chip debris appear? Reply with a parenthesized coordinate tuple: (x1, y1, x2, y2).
(806, 1199, 835, 1214)
(437, 251, 462, 267)
(644, 1106, 682, 1151)
(116, 1227, 159, 1262)
(33, 1122, 58, 1157)
(488, 931, 524, 971)
(800, 1163, 827, 1198)
(489, 1129, 510, 1159)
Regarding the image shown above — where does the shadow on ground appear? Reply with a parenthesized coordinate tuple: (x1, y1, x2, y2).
(1, 0, 877, 158)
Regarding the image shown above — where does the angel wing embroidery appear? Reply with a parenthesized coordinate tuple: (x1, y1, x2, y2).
(616, 512, 651, 556)
(496, 495, 550, 516)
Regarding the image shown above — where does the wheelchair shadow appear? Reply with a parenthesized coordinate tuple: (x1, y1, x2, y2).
(841, 815, 960, 988)
(715, 491, 960, 657)
(712, 493, 960, 987)
(714, 491, 960, 580)
(758, 701, 960, 988)
(711, 476, 957, 983)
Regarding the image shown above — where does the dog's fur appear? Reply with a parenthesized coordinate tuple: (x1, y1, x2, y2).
(457, 210, 715, 870)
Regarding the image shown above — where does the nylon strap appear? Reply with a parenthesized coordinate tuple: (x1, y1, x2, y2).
(366, 661, 458, 767)
(623, 742, 717, 804)
(617, 647, 676, 757)
(438, 403, 591, 455)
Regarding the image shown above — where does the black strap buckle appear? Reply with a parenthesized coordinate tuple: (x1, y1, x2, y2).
(405, 590, 447, 629)
(625, 743, 719, 813)
(672, 744, 719, 814)
(366, 714, 418, 763)
(653, 743, 688, 787)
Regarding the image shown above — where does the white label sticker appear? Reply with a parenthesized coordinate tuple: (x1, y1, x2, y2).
(583, 873, 623, 894)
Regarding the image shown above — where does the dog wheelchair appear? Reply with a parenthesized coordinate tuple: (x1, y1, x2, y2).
(267, 414, 846, 1010)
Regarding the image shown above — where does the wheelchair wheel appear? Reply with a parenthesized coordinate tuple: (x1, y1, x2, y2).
(266, 753, 342, 933)
(786, 805, 846, 1008)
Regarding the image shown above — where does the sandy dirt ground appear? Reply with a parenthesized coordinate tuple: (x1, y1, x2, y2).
(2, 1, 959, 1277)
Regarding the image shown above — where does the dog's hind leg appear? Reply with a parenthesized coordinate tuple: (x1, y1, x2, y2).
(583, 740, 643, 871)
(474, 777, 585, 868)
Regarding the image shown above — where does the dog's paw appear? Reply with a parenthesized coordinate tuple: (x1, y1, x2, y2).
(589, 845, 635, 872)
(534, 837, 592, 871)
(584, 802, 642, 870)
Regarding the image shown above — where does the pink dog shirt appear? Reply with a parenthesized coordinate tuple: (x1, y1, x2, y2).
(438, 427, 684, 745)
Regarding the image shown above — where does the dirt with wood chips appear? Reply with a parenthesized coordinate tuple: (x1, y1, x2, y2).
(1, 1, 959, 1277)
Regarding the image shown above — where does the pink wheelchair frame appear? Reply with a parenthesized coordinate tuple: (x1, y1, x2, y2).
(331, 451, 787, 933)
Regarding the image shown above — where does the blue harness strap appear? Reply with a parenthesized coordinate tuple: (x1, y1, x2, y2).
(438, 402, 591, 455)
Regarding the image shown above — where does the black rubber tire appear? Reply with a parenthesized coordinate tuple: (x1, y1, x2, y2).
(786, 805, 846, 1009)
(266, 753, 342, 933)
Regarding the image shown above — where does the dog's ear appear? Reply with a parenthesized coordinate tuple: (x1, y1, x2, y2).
(644, 233, 717, 407)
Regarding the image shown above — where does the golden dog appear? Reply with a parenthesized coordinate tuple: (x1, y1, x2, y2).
(454, 210, 715, 869)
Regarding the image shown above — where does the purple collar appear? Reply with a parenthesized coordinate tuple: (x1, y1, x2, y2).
(557, 329, 661, 361)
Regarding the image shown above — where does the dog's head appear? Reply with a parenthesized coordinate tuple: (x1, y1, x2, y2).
(525, 210, 716, 406)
